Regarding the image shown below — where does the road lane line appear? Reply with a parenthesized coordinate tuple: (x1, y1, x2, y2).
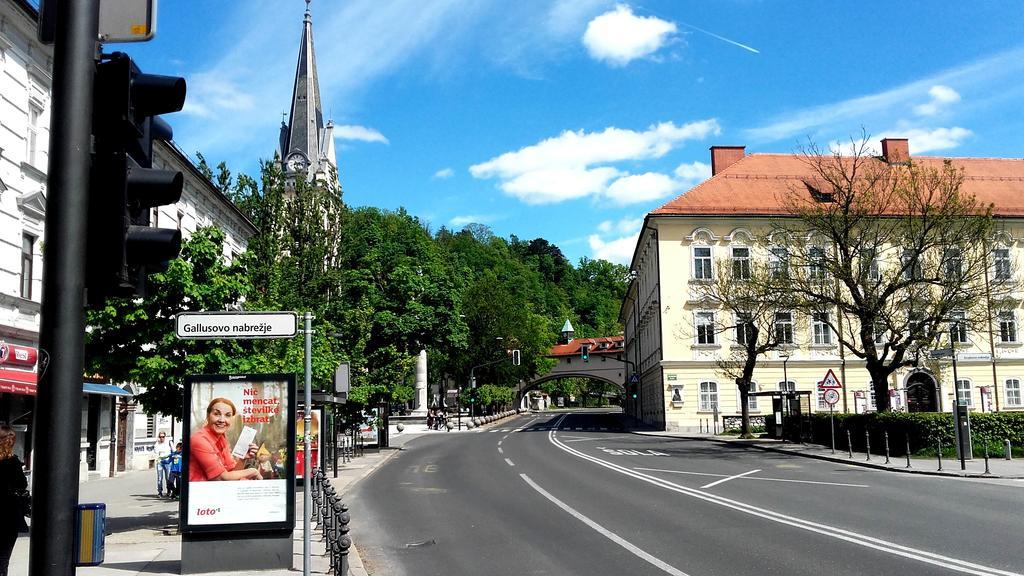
(505, 458, 515, 467)
(700, 469, 760, 489)
(498, 447, 504, 454)
(635, 467, 870, 488)
(520, 473, 692, 576)
(547, 415, 1020, 576)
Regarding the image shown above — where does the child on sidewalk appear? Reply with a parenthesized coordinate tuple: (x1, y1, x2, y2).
(167, 442, 183, 499)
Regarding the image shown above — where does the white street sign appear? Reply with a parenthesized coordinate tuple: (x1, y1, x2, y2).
(175, 311, 298, 339)
(957, 352, 992, 361)
(823, 388, 840, 406)
(818, 368, 843, 390)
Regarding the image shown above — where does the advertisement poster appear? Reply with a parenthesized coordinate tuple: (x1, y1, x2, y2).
(182, 373, 296, 534)
(359, 407, 379, 445)
(295, 408, 322, 479)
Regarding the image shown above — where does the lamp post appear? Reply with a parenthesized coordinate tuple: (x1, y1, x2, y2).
(948, 319, 971, 470)
(779, 351, 791, 441)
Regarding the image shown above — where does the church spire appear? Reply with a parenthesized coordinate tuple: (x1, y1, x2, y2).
(281, 0, 336, 183)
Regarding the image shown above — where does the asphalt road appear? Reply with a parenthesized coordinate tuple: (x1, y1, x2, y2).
(352, 409, 1024, 576)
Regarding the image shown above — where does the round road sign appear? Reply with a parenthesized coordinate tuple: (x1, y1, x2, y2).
(824, 388, 840, 406)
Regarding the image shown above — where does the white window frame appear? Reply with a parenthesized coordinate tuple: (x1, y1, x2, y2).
(812, 311, 832, 345)
(695, 311, 716, 345)
(26, 102, 42, 167)
(731, 246, 751, 280)
(769, 246, 789, 278)
(862, 248, 880, 281)
(949, 311, 968, 344)
(944, 248, 963, 281)
(692, 245, 713, 281)
(735, 312, 754, 347)
(993, 248, 1012, 282)
(817, 388, 829, 410)
(808, 246, 827, 281)
(956, 379, 972, 407)
(867, 384, 878, 411)
(774, 311, 794, 345)
(901, 249, 922, 280)
(871, 321, 887, 346)
(746, 381, 758, 411)
(999, 311, 1018, 344)
(698, 381, 719, 412)
(778, 380, 796, 393)
(1006, 379, 1022, 407)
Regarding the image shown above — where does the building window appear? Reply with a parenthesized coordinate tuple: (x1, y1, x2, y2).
(867, 386, 877, 411)
(994, 248, 1012, 282)
(699, 381, 718, 412)
(812, 312, 832, 345)
(908, 311, 925, 341)
(944, 248, 962, 281)
(20, 234, 35, 299)
(146, 415, 156, 438)
(956, 379, 972, 407)
(817, 388, 829, 410)
(774, 311, 794, 345)
(949, 311, 968, 344)
(693, 246, 713, 280)
(695, 311, 716, 345)
(870, 321, 886, 346)
(901, 249, 922, 280)
(735, 312, 754, 346)
(770, 247, 789, 278)
(808, 246, 827, 281)
(1006, 379, 1022, 407)
(27, 103, 42, 167)
(778, 380, 796, 392)
(999, 311, 1018, 343)
(862, 248, 880, 281)
(732, 246, 751, 280)
(746, 381, 758, 411)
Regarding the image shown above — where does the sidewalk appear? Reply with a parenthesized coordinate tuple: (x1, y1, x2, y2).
(9, 431, 421, 576)
(637, 430, 1024, 479)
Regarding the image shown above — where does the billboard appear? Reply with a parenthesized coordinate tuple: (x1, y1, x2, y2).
(182, 373, 296, 534)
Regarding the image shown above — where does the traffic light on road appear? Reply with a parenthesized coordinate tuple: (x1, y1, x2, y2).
(581, 344, 590, 362)
(87, 52, 186, 304)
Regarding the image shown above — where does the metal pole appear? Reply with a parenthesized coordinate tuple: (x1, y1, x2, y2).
(30, 1, 99, 574)
(950, 323, 967, 471)
(830, 405, 835, 454)
(303, 312, 313, 576)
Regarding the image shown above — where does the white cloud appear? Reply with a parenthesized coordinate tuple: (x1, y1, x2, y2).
(449, 214, 493, 227)
(589, 233, 640, 265)
(470, 119, 719, 204)
(673, 161, 712, 186)
(582, 4, 677, 66)
(598, 216, 644, 234)
(434, 168, 455, 179)
(914, 85, 961, 116)
(878, 127, 973, 153)
(604, 172, 679, 205)
(182, 73, 257, 118)
(333, 124, 389, 144)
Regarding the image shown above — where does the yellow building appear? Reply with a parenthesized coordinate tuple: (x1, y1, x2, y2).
(620, 138, 1024, 432)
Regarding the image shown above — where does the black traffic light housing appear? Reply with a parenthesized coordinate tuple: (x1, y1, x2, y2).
(581, 344, 590, 362)
(87, 52, 186, 304)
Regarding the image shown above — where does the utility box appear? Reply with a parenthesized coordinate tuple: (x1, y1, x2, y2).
(75, 503, 106, 567)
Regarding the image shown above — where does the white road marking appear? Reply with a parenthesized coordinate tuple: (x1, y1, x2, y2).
(635, 467, 870, 488)
(547, 414, 1020, 576)
(504, 458, 515, 467)
(520, 474, 692, 576)
(562, 437, 604, 443)
(498, 447, 504, 454)
(498, 440, 503, 446)
(700, 469, 760, 489)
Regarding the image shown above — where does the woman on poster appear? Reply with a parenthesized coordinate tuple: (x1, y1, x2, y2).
(189, 398, 262, 481)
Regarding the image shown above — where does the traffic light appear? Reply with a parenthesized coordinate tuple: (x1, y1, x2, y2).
(86, 52, 186, 304)
(581, 344, 590, 362)
(629, 382, 638, 400)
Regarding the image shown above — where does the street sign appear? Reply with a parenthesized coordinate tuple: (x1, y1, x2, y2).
(446, 389, 459, 395)
(175, 311, 298, 339)
(334, 363, 350, 402)
(823, 389, 840, 406)
(629, 373, 640, 384)
(929, 349, 953, 359)
(958, 352, 992, 361)
(818, 368, 842, 390)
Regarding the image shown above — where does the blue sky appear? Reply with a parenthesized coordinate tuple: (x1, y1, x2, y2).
(123, 1, 1024, 266)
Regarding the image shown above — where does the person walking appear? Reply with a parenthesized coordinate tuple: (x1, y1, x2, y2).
(0, 424, 29, 576)
(154, 431, 174, 497)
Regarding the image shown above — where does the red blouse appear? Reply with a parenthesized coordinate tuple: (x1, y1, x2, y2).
(189, 425, 236, 481)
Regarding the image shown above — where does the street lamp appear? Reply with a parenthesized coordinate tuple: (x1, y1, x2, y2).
(778, 351, 791, 442)
(946, 318, 971, 470)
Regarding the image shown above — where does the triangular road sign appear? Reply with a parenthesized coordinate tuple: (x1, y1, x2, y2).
(818, 368, 842, 389)
(629, 373, 640, 384)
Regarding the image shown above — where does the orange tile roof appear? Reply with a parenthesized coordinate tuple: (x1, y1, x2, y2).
(549, 336, 624, 358)
(652, 154, 1024, 217)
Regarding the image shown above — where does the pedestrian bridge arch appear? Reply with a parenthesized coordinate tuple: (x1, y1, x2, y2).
(518, 335, 629, 408)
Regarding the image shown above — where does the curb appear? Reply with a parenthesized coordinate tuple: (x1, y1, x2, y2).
(633, 431, 1021, 479)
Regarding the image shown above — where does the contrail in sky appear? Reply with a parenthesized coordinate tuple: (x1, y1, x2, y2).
(678, 21, 760, 54)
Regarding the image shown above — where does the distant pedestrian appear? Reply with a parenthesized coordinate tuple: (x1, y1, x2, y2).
(167, 442, 183, 499)
(0, 424, 29, 576)
(154, 431, 174, 497)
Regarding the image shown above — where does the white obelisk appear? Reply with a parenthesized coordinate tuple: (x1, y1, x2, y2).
(412, 349, 428, 415)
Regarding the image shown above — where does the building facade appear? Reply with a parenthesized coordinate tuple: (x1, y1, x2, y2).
(0, 0, 257, 479)
(621, 138, 1024, 432)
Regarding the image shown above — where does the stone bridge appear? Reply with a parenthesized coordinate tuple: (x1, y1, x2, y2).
(518, 331, 628, 409)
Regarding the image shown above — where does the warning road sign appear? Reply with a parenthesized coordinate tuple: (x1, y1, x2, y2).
(818, 368, 843, 390)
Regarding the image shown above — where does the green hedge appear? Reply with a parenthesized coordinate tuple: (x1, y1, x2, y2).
(808, 411, 1024, 456)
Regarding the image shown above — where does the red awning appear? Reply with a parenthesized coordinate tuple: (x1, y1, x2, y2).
(0, 367, 37, 395)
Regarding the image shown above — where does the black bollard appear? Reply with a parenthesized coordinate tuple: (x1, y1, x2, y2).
(334, 498, 351, 576)
(984, 442, 991, 475)
(1006, 439, 1013, 461)
(846, 429, 853, 459)
(884, 431, 891, 464)
(865, 430, 871, 461)
(905, 434, 912, 469)
(937, 439, 943, 471)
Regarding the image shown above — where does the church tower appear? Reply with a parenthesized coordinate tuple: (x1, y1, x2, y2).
(278, 0, 339, 188)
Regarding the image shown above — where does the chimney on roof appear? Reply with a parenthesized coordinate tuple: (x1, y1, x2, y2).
(881, 138, 910, 163)
(711, 146, 745, 175)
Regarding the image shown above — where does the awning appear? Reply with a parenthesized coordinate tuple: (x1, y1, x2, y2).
(0, 370, 133, 397)
(82, 383, 132, 397)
